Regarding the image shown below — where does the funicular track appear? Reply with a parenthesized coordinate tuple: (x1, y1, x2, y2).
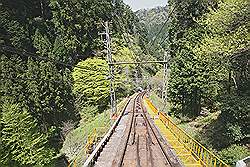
(84, 92, 182, 167)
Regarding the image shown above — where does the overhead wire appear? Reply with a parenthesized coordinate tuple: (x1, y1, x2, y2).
(116, 4, 177, 60)
(152, 33, 170, 55)
(0, 44, 113, 85)
(1, 2, 176, 85)
(116, 5, 153, 86)
(0, 76, 72, 85)
(131, 11, 164, 56)
(108, 1, 176, 63)
(112, 1, 155, 61)
(114, 1, 155, 80)
(150, 6, 178, 54)
(0, 44, 95, 72)
(111, 2, 141, 86)
(146, 5, 176, 51)
(111, 1, 143, 61)
(113, 13, 137, 60)
(117, 2, 152, 56)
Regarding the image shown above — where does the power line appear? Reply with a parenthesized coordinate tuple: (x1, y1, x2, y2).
(118, 5, 177, 60)
(111, 1, 172, 62)
(0, 45, 92, 72)
(109, 61, 168, 65)
(122, 16, 152, 57)
(113, 7, 155, 66)
(132, 12, 164, 56)
(152, 33, 170, 55)
(112, 3, 146, 61)
(112, 13, 153, 88)
(0, 76, 72, 85)
(113, 2, 151, 60)
(0, 45, 116, 85)
(147, 5, 176, 51)
(113, 13, 137, 60)
(152, 17, 183, 57)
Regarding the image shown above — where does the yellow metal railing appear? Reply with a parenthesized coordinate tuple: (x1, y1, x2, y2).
(145, 98, 229, 167)
(67, 97, 129, 167)
(68, 129, 97, 167)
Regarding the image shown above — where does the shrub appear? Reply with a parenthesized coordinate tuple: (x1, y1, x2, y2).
(1, 102, 55, 166)
(219, 145, 249, 165)
(218, 95, 249, 146)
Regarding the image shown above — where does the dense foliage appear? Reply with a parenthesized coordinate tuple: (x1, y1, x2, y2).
(135, 6, 169, 60)
(1, 103, 55, 166)
(0, 0, 140, 166)
(218, 144, 249, 165)
(73, 58, 110, 109)
(1, 0, 248, 166)
(165, 0, 249, 164)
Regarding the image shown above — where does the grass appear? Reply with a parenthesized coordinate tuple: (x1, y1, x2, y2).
(149, 91, 220, 135)
(149, 91, 171, 112)
(60, 98, 128, 165)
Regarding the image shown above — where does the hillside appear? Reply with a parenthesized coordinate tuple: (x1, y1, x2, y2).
(135, 6, 169, 60)
(136, 6, 168, 39)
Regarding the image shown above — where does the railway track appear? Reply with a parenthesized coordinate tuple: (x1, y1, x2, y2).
(112, 93, 182, 167)
(84, 92, 182, 167)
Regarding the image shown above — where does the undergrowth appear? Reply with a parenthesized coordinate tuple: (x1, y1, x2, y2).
(60, 98, 128, 165)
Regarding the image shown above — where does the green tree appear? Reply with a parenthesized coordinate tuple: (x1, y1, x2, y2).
(167, 0, 216, 116)
(0, 0, 146, 165)
(1, 102, 55, 167)
(72, 58, 110, 109)
(194, 0, 250, 149)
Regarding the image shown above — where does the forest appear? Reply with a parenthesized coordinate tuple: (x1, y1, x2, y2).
(0, 0, 249, 166)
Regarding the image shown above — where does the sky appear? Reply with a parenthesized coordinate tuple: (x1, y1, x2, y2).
(123, 0, 167, 11)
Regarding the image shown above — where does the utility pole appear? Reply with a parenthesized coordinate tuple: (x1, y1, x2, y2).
(146, 75, 149, 90)
(101, 21, 116, 119)
(135, 66, 139, 88)
(162, 51, 168, 112)
(125, 65, 129, 84)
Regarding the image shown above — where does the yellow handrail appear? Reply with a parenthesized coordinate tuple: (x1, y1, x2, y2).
(67, 97, 130, 167)
(68, 129, 97, 167)
(145, 98, 229, 167)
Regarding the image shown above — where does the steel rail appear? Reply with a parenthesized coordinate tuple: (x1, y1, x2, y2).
(146, 134, 154, 167)
(83, 97, 132, 167)
(116, 92, 181, 167)
(130, 102, 137, 145)
(136, 134, 141, 167)
(140, 93, 154, 167)
(115, 94, 140, 167)
(140, 95, 182, 167)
